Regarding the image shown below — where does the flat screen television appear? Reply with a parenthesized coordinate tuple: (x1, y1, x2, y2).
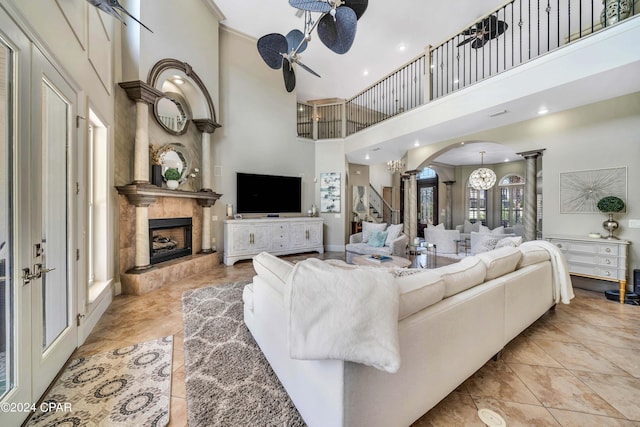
(236, 172, 302, 214)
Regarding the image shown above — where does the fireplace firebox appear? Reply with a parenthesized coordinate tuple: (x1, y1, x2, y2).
(149, 217, 192, 265)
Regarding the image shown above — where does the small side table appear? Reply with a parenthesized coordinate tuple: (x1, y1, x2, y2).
(408, 243, 437, 269)
(454, 239, 470, 255)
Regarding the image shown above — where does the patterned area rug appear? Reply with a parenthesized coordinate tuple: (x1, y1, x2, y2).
(182, 281, 305, 427)
(27, 336, 173, 427)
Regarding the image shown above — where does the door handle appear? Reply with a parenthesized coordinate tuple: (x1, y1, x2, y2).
(35, 263, 56, 278)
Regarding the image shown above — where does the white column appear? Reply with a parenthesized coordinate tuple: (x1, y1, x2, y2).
(516, 149, 545, 241)
(201, 206, 212, 252)
(407, 171, 418, 243)
(133, 101, 150, 184)
(201, 132, 211, 190)
(134, 205, 151, 269)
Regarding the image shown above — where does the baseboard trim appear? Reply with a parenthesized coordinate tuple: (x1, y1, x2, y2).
(325, 244, 346, 252)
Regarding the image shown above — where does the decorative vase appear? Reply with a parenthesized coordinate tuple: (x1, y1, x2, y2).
(602, 213, 619, 239)
(151, 164, 163, 187)
(166, 179, 179, 190)
(601, 0, 632, 26)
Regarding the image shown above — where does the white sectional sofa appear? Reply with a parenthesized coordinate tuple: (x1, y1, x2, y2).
(243, 243, 573, 427)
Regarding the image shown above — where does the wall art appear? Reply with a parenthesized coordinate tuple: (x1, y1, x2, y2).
(559, 166, 627, 213)
(320, 172, 341, 213)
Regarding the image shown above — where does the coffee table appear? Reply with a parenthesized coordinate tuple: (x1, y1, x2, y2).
(352, 254, 411, 268)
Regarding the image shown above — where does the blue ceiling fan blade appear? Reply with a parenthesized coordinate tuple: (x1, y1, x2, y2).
(317, 6, 357, 54)
(286, 29, 307, 54)
(257, 33, 287, 69)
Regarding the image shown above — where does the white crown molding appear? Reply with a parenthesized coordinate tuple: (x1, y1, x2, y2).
(201, 0, 225, 21)
(220, 24, 257, 43)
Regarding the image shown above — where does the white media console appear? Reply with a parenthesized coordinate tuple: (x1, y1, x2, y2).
(223, 217, 324, 266)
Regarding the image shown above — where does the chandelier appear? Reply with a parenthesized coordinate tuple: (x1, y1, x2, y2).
(387, 159, 404, 173)
(469, 151, 496, 190)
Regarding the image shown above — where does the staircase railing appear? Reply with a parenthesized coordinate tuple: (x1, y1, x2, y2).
(297, 0, 638, 139)
(369, 185, 400, 225)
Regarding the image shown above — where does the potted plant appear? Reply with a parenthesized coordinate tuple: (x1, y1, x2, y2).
(597, 196, 625, 239)
(164, 167, 181, 190)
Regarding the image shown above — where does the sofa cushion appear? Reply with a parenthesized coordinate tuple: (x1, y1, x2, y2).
(385, 223, 404, 246)
(463, 220, 480, 233)
(475, 247, 523, 280)
(518, 244, 551, 268)
(242, 283, 254, 311)
(437, 256, 487, 297)
(367, 230, 388, 247)
(393, 270, 445, 320)
(252, 252, 294, 296)
(346, 243, 392, 256)
(362, 222, 387, 243)
(424, 228, 461, 254)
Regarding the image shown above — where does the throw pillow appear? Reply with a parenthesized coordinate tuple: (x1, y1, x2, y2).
(491, 226, 505, 235)
(495, 236, 523, 249)
(385, 223, 404, 246)
(479, 224, 491, 234)
(470, 231, 502, 255)
(463, 219, 473, 233)
(362, 221, 387, 243)
(367, 230, 388, 247)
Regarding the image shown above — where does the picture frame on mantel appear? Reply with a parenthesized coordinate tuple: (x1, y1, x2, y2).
(320, 172, 341, 213)
(559, 166, 627, 213)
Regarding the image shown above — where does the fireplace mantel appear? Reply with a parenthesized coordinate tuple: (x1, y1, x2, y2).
(117, 183, 222, 207)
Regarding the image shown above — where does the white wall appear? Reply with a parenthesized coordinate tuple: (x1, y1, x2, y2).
(315, 140, 347, 251)
(408, 92, 640, 273)
(214, 27, 317, 250)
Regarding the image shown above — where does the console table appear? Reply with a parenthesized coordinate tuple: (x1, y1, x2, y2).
(224, 217, 324, 265)
(546, 235, 630, 303)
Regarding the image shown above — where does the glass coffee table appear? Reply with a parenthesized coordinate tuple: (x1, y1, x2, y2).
(407, 242, 437, 269)
(352, 254, 412, 269)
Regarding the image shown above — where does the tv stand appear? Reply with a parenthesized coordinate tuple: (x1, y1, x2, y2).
(223, 217, 323, 265)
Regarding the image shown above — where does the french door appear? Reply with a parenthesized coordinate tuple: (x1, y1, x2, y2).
(0, 6, 77, 425)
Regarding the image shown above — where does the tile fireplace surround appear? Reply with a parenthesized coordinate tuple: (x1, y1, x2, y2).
(118, 191, 219, 295)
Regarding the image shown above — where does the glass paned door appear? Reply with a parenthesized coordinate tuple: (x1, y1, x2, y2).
(30, 47, 77, 400)
(0, 36, 12, 400)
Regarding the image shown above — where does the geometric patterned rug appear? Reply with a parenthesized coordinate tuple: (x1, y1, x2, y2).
(26, 336, 173, 427)
(182, 281, 305, 427)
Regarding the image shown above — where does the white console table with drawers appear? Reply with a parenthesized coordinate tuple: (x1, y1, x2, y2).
(546, 235, 630, 303)
(224, 217, 324, 266)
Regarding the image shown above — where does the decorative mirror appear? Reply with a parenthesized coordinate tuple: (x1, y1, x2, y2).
(154, 92, 191, 135)
(158, 143, 191, 183)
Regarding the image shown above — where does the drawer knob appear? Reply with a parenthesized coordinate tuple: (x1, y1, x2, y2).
(605, 271, 611, 276)
(605, 259, 611, 265)
(605, 248, 611, 253)
(557, 243, 563, 248)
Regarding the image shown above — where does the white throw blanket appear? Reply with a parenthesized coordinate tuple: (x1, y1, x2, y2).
(520, 240, 575, 304)
(285, 258, 401, 373)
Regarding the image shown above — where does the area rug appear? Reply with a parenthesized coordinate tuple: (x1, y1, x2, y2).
(182, 281, 305, 427)
(26, 336, 173, 427)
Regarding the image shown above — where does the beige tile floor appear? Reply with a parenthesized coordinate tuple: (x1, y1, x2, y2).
(75, 253, 640, 427)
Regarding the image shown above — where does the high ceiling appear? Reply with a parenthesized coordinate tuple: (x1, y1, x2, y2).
(213, 0, 504, 103)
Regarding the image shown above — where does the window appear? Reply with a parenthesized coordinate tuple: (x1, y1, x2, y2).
(499, 174, 524, 227)
(87, 109, 109, 303)
(467, 183, 487, 225)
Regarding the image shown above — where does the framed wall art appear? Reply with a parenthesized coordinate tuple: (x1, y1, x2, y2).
(320, 172, 341, 213)
(559, 166, 627, 213)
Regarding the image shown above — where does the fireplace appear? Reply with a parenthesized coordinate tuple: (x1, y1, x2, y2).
(149, 217, 192, 265)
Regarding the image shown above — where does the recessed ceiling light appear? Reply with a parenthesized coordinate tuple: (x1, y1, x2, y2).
(538, 107, 549, 115)
(365, 153, 370, 160)
(363, 69, 369, 76)
(504, 158, 509, 162)
(397, 43, 407, 52)
(414, 141, 420, 147)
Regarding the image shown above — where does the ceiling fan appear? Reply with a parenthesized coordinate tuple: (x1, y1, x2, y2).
(456, 15, 507, 49)
(257, 0, 368, 92)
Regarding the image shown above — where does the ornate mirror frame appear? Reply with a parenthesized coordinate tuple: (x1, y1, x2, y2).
(147, 58, 221, 133)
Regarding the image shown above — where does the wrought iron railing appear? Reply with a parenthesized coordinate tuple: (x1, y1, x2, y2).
(297, 0, 638, 139)
(317, 103, 343, 139)
(296, 103, 313, 139)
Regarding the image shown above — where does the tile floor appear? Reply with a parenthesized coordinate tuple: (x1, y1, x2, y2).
(75, 252, 640, 427)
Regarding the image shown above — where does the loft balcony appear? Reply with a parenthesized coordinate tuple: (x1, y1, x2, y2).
(297, 0, 640, 161)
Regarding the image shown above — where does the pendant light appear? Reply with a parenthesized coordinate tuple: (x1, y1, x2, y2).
(469, 151, 496, 190)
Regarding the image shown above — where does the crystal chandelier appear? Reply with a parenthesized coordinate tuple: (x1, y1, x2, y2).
(387, 159, 404, 173)
(469, 151, 496, 190)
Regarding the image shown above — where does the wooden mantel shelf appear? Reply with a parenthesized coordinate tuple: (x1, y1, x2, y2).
(116, 183, 222, 207)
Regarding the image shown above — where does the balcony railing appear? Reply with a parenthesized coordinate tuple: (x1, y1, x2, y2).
(297, 0, 638, 140)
